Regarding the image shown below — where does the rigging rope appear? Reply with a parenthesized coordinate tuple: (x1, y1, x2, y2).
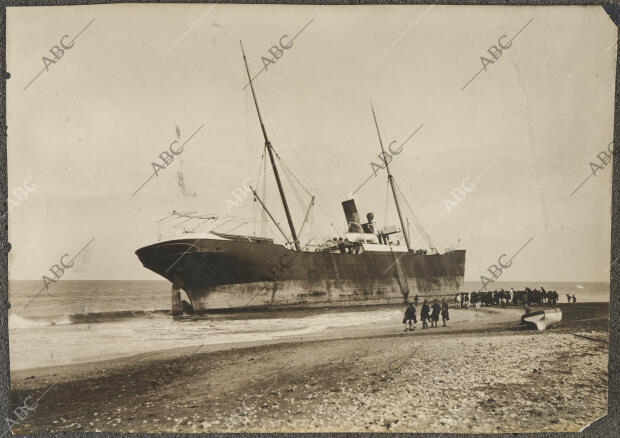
(261, 146, 268, 237)
(245, 80, 344, 243)
(277, 156, 314, 198)
(383, 178, 391, 230)
(280, 161, 310, 221)
(307, 204, 320, 248)
(390, 160, 451, 250)
(393, 179, 436, 251)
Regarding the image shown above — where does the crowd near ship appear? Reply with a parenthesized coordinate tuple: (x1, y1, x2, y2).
(136, 42, 466, 314)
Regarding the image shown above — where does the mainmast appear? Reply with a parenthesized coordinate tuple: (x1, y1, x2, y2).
(240, 41, 301, 251)
(370, 102, 412, 252)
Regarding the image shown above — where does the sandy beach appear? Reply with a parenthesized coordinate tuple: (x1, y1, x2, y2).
(10, 303, 608, 434)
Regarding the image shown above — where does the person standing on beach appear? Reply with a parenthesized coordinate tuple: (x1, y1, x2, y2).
(566, 293, 571, 304)
(572, 294, 577, 303)
(403, 303, 417, 331)
(441, 298, 449, 327)
(431, 299, 441, 328)
(421, 300, 430, 329)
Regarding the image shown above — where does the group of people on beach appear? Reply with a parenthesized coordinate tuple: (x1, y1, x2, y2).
(402, 287, 573, 331)
(454, 287, 565, 309)
(402, 299, 449, 331)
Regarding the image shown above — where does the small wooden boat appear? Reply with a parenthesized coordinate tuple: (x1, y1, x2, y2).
(521, 308, 562, 330)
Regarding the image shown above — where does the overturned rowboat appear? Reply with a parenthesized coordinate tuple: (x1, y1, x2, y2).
(521, 308, 562, 330)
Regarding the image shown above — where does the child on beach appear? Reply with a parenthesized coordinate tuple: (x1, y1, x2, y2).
(431, 299, 441, 328)
(441, 298, 449, 327)
(402, 303, 417, 331)
(421, 300, 430, 329)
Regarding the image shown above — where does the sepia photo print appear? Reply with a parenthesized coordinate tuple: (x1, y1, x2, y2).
(3, 2, 615, 434)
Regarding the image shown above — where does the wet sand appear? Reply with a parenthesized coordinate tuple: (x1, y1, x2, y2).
(10, 303, 608, 433)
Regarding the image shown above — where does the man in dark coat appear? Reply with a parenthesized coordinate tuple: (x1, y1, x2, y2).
(403, 303, 417, 331)
(430, 299, 441, 328)
(420, 299, 430, 329)
(441, 298, 450, 327)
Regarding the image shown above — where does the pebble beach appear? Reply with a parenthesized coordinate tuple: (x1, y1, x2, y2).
(10, 303, 608, 433)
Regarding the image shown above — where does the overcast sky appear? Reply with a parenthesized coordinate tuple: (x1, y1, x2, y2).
(7, 4, 616, 281)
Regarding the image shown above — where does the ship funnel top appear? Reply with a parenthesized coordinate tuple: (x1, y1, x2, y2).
(341, 199, 363, 233)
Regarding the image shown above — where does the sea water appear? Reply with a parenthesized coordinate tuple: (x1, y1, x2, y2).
(8, 280, 609, 370)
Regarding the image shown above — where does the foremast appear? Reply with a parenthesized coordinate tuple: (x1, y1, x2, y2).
(240, 41, 301, 251)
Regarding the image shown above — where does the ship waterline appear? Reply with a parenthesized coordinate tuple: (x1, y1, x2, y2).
(135, 233, 466, 311)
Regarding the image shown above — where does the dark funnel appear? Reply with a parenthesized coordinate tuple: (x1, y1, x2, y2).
(342, 199, 363, 233)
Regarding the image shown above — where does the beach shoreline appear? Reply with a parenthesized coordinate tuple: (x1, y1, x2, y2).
(9, 303, 608, 433)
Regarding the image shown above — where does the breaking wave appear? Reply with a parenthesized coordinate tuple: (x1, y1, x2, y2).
(67, 309, 170, 324)
(9, 310, 169, 328)
(9, 314, 66, 329)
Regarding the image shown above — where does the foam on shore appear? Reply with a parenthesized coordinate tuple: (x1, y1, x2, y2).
(10, 306, 522, 371)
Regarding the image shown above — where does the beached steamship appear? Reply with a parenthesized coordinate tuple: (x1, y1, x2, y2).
(135, 43, 466, 314)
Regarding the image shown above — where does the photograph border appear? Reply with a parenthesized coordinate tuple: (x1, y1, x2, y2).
(0, 0, 617, 436)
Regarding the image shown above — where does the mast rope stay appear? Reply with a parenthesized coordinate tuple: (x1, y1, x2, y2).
(261, 144, 268, 236)
(393, 178, 437, 252)
(383, 178, 390, 232)
(275, 153, 314, 198)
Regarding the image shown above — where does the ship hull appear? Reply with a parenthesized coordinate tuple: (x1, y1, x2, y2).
(136, 236, 466, 311)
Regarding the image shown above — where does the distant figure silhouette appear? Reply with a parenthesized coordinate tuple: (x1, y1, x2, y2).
(431, 299, 441, 328)
(421, 300, 430, 329)
(402, 303, 417, 331)
(441, 299, 450, 327)
(403, 303, 418, 331)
